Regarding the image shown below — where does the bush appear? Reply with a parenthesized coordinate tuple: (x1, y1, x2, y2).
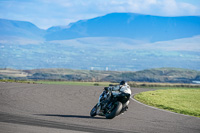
(94, 83, 99, 86)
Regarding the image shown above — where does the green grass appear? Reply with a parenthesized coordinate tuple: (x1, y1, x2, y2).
(34, 81, 117, 86)
(134, 89, 200, 117)
(0, 79, 35, 84)
(128, 82, 200, 88)
(140, 87, 200, 90)
(0, 79, 117, 86)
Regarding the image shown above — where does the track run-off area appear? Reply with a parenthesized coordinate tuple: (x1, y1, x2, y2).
(0, 82, 200, 133)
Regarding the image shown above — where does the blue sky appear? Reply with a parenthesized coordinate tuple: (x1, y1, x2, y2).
(0, 0, 200, 29)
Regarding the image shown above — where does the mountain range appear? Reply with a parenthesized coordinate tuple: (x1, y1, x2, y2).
(45, 13, 200, 42)
(0, 13, 200, 71)
(1, 13, 200, 42)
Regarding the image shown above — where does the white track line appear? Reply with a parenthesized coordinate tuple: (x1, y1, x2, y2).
(130, 93, 200, 119)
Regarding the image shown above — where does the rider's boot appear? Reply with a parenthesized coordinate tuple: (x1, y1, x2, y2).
(121, 106, 128, 114)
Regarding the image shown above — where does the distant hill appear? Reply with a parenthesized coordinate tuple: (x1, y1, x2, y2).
(45, 13, 200, 42)
(0, 68, 200, 83)
(102, 68, 200, 83)
(0, 19, 45, 39)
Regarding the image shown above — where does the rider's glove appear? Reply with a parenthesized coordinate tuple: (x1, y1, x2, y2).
(104, 87, 113, 92)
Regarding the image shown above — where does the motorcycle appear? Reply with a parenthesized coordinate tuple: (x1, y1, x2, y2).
(90, 88, 130, 119)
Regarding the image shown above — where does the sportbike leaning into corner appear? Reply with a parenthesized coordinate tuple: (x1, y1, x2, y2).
(90, 81, 132, 119)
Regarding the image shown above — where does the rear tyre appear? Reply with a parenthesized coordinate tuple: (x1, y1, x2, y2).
(90, 104, 97, 117)
(105, 101, 122, 119)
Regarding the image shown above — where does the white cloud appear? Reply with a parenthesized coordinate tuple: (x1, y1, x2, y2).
(179, 2, 197, 14)
(157, 0, 197, 16)
(93, 0, 198, 16)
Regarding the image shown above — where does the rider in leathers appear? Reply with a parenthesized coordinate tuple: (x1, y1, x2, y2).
(105, 81, 131, 112)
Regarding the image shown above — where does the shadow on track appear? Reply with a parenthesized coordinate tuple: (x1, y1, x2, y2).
(36, 114, 105, 119)
(1, 113, 135, 133)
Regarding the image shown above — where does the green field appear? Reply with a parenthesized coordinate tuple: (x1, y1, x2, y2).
(134, 89, 200, 117)
(34, 81, 117, 86)
(0, 79, 117, 87)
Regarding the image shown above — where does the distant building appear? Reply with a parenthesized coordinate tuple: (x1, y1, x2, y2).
(91, 67, 94, 70)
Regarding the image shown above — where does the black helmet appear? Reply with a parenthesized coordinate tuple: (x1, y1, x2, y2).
(120, 80, 125, 85)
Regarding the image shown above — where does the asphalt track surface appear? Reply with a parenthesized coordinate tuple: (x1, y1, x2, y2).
(0, 82, 200, 133)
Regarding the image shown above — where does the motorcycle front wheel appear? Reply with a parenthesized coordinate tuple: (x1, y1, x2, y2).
(90, 104, 97, 117)
(105, 101, 122, 119)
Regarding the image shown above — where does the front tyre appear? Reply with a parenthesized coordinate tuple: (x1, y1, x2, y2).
(105, 101, 122, 119)
(90, 104, 97, 117)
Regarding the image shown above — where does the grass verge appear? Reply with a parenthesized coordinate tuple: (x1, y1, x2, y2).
(0, 79, 117, 87)
(134, 89, 200, 117)
(128, 82, 200, 88)
(34, 81, 117, 86)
